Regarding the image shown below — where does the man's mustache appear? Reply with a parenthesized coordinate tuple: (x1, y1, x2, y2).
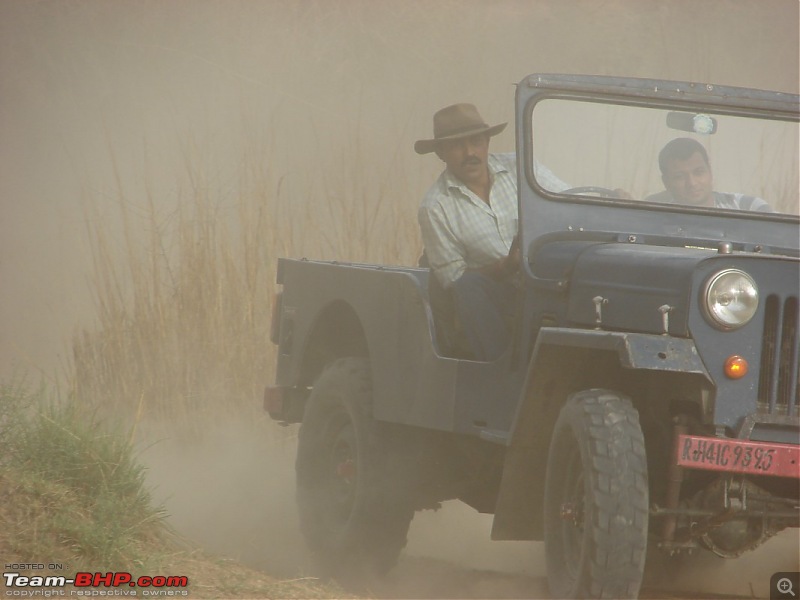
(461, 157, 482, 167)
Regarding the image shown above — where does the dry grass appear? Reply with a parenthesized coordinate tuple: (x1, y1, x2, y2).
(70, 134, 422, 428)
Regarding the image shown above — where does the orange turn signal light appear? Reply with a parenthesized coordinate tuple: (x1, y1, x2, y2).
(724, 355, 748, 379)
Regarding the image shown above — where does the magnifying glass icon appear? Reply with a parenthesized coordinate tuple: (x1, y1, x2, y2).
(778, 578, 796, 597)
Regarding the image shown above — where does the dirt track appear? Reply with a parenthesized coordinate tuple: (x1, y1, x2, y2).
(361, 554, 751, 600)
(139, 425, 798, 600)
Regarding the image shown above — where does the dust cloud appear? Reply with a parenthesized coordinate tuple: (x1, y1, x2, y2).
(2, 1, 799, 598)
(137, 417, 311, 578)
(136, 411, 799, 598)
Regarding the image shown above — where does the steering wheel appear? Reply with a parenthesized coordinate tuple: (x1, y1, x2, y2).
(562, 186, 620, 198)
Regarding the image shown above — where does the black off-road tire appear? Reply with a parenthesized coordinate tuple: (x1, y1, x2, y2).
(295, 357, 414, 583)
(544, 389, 649, 599)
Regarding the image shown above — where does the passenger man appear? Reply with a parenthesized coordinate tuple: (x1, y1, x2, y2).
(647, 137, 771, 211)
(416, 103, 565, 361)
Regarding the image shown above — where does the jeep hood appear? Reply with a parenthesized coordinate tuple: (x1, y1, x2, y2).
(565, 243, 710, 336)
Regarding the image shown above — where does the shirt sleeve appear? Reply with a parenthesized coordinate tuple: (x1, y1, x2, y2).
(418, 203, 466, 288)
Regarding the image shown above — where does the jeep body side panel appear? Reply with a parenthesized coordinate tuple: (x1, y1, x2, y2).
(275, 258, 453, 430)
(273, 258, 521, 434)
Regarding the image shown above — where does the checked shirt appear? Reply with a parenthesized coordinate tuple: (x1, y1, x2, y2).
(419, 153, 566, 288)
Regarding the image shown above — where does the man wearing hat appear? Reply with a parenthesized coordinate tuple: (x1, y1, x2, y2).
(416, 103, 565, 361)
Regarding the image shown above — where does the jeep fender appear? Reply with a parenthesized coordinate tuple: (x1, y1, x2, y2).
(491, 328, 709, 541)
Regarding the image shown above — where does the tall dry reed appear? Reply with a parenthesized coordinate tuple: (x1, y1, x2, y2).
(70, 135, 422, 428)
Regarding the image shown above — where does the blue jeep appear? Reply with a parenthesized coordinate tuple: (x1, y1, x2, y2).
(265, 74, 799, 599)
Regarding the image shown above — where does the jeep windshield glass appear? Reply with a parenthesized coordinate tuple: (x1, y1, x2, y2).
(531, 98, 799, 216)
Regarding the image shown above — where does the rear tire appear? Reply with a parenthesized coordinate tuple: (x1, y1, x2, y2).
(544, 389, 649, 599)
(295, 357, 414, 583)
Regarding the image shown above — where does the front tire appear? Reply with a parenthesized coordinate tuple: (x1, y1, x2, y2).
(295, 357, 414, 582)
(544, 389, 649, 599)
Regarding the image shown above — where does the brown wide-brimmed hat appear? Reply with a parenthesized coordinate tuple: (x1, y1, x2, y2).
(414, 103, 507, 155)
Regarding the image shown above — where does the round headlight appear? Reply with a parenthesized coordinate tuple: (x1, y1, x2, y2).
(703, 269, 758, 330)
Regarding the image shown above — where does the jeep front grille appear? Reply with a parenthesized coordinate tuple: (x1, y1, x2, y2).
(758, 295, 799, 416)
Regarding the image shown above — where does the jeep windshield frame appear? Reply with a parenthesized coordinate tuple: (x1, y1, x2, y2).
(517, 74, 800, 263)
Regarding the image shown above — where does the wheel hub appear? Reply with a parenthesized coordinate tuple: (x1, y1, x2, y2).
(560, 501, 584, 527)
(336, 457, 356, 482)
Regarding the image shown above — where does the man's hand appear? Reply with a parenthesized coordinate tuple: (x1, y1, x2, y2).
(479, 235, 519, 280)
(507, 234, 520, 262)
(504, 234, 521, 276)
